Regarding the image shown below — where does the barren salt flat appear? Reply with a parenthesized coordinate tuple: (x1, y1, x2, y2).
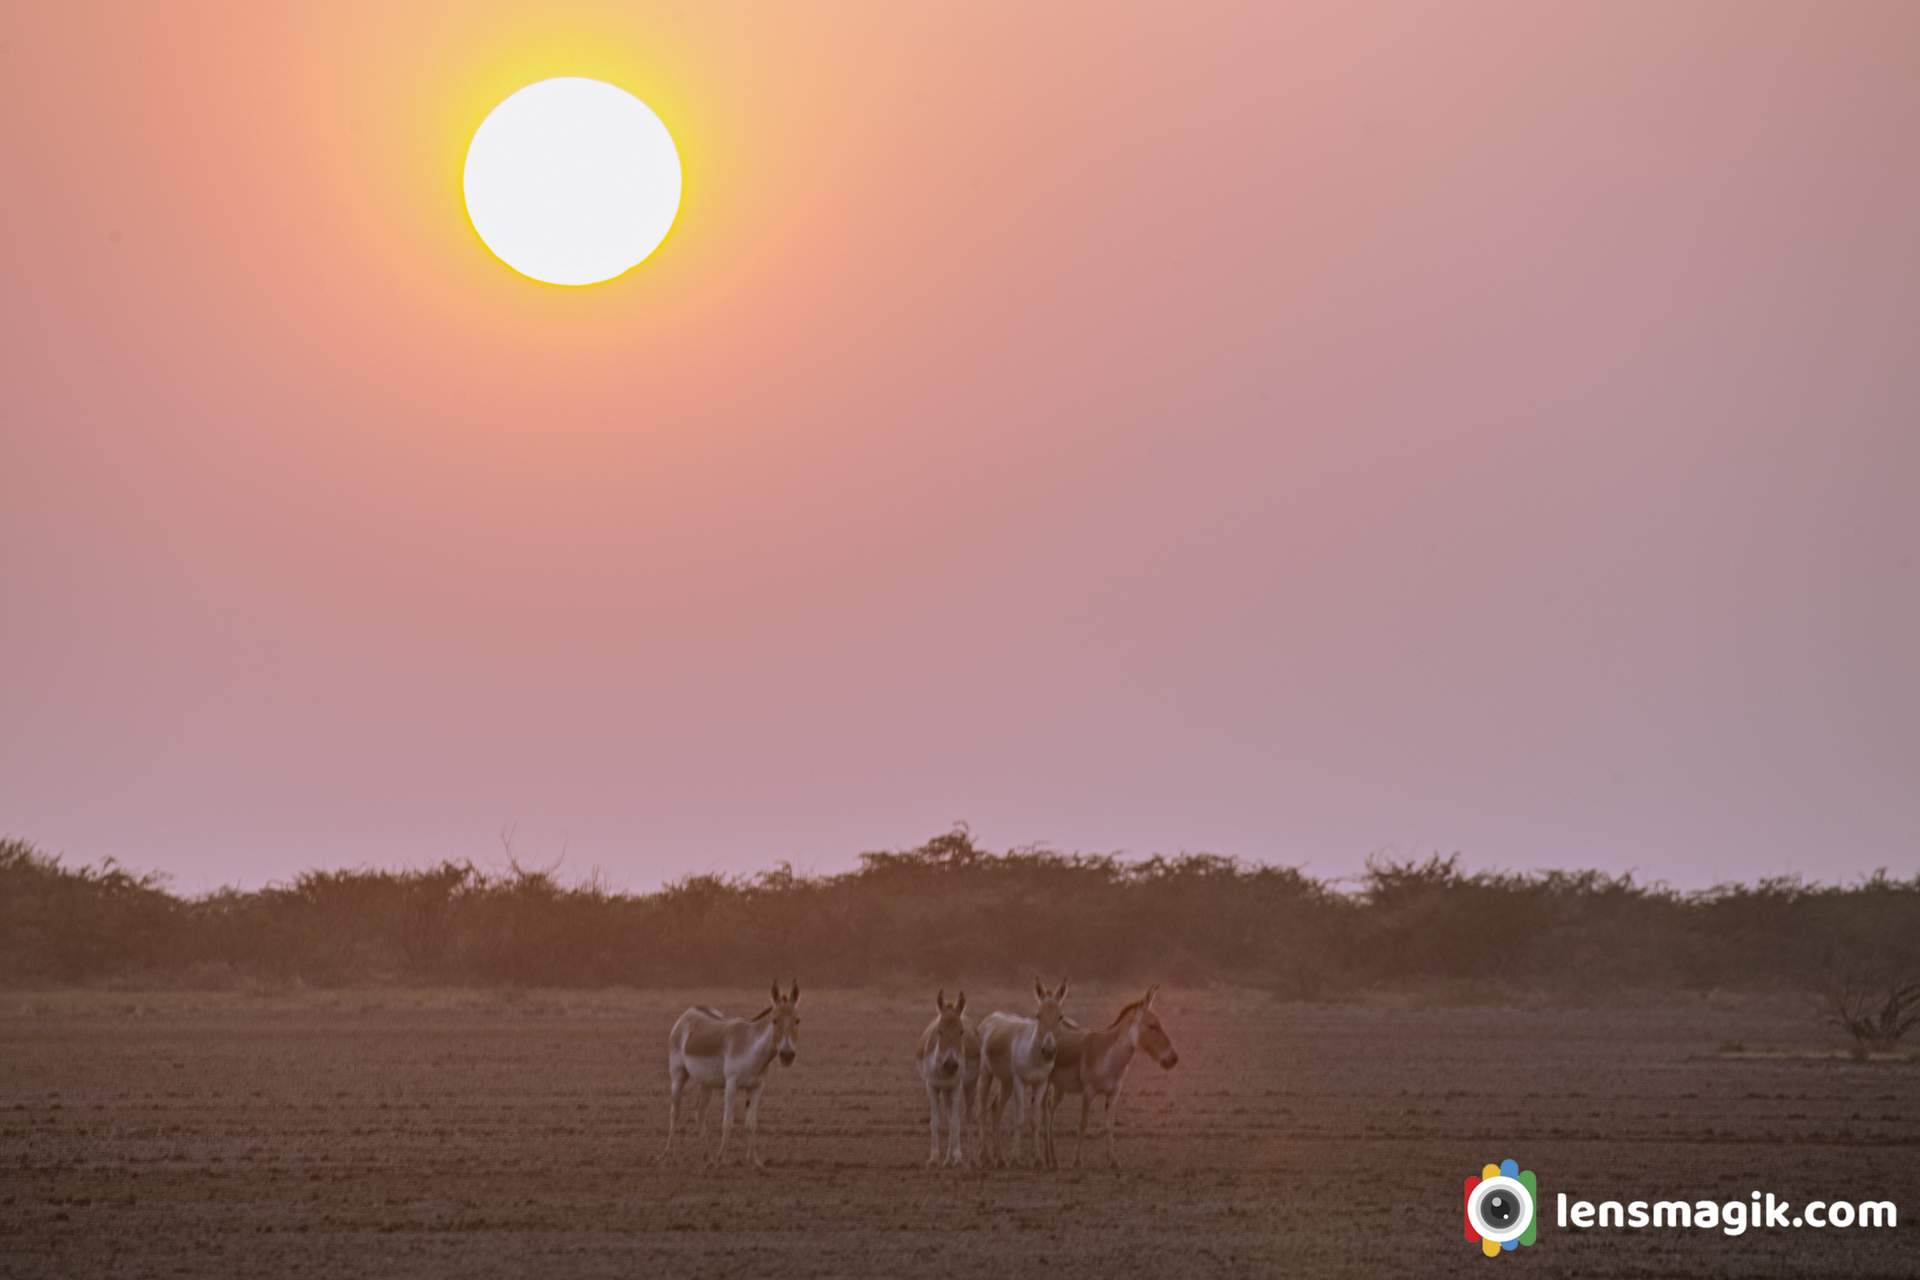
(3, 988, 1916, 1278)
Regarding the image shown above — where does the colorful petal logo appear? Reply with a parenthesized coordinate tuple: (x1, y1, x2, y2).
(1465, 1159, 1538, 1256)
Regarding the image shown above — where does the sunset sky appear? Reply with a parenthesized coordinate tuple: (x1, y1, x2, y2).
(4, 1, 1916, 892)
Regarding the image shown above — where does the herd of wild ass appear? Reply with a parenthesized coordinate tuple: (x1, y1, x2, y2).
(657, 979, 1179, 1170)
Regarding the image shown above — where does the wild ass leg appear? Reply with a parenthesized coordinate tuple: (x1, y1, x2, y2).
(925, 1081, 944, 1166)
(990, 1074, 1006, 1166)
(1074, 1092, 1091, 1169)
(979, 1075, 1002, 1167)
(964, 1080, 981, 1166)
(993, 1079, 1010, 1167)
(744, 1084, 766, 1170)
(1104, 1092, 1120, 1168)
(693, 1085, 714, 1160)
(712, 1078, 737, 1166)
(946, 1084, 966, 1166)
(983, 1074, 998, 1166)
(1043, 1087, 1058, 1169)
(657, 1065, 687, 1164)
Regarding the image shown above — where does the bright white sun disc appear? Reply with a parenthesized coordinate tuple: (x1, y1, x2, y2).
(464, 78, 681, 286)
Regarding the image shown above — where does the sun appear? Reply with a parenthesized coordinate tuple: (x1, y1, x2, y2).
(463, 78, 682, 286)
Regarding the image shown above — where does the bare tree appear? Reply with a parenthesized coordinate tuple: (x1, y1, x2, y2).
(1822, 971, 1920, 1059)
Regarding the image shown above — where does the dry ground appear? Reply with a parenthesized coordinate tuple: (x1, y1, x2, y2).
(2, 986, 1915, 1278)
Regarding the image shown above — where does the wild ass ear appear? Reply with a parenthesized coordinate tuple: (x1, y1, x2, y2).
(1055, 979, 1070, 1002)
(936, 988, 947, 1012)
(1143, 985, 1159, 1009)
(954, 990, 966, 1015)
(772, 980, 783, 1005)
(1034, 975, 1046, 1002)
(788, 980, 800, 1005)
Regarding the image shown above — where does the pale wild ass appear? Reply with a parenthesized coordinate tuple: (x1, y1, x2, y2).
(1043, 985, 1178, 1167)
(658, 981, 801, 1169)
(915, 989, 980, 1166)
(975, 978, 1069, 1167)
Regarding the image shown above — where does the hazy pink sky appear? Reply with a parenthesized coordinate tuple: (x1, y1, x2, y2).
(4, 1, 1916, 892)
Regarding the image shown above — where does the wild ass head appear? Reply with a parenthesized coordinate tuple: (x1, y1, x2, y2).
(1032, 976, 1069, 1063)
(930, 989, 968, 1078)
(759, 979, 801, 1066)
(1130, 985, 1178, 1068)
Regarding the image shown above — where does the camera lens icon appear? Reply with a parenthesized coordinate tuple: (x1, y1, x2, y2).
(1464, 1159, 1538, 1256)
(1469, 1177, 1531, 1239)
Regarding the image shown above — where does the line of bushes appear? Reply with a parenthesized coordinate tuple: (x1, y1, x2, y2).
(3, 828, 1916, 993)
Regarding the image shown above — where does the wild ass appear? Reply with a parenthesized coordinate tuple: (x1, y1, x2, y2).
(658, 981, 801, 1169)
(915, 989, 980, 1166)
(975, 978, 1069, 1167)
(1043, 985, 1178, 1167)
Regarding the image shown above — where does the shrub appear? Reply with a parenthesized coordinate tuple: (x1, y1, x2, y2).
(3, 828, 1917, 993)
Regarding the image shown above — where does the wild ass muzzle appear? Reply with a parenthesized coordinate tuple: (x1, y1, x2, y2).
(975, 977, 1069, 1168)
(658, 980, 801, 1169)
(915, 989, 980, 1166)
(1043, 985, 1178, 1168)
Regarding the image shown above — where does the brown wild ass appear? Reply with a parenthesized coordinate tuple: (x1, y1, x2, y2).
(975, 978, 1069, 1167)
(658, 981, 801, 1169)
(915, 989, 980, 1166)
(1043, 985, 1178, 1168)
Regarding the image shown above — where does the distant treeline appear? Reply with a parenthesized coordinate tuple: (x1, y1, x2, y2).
(4, 829, 1917, 994)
